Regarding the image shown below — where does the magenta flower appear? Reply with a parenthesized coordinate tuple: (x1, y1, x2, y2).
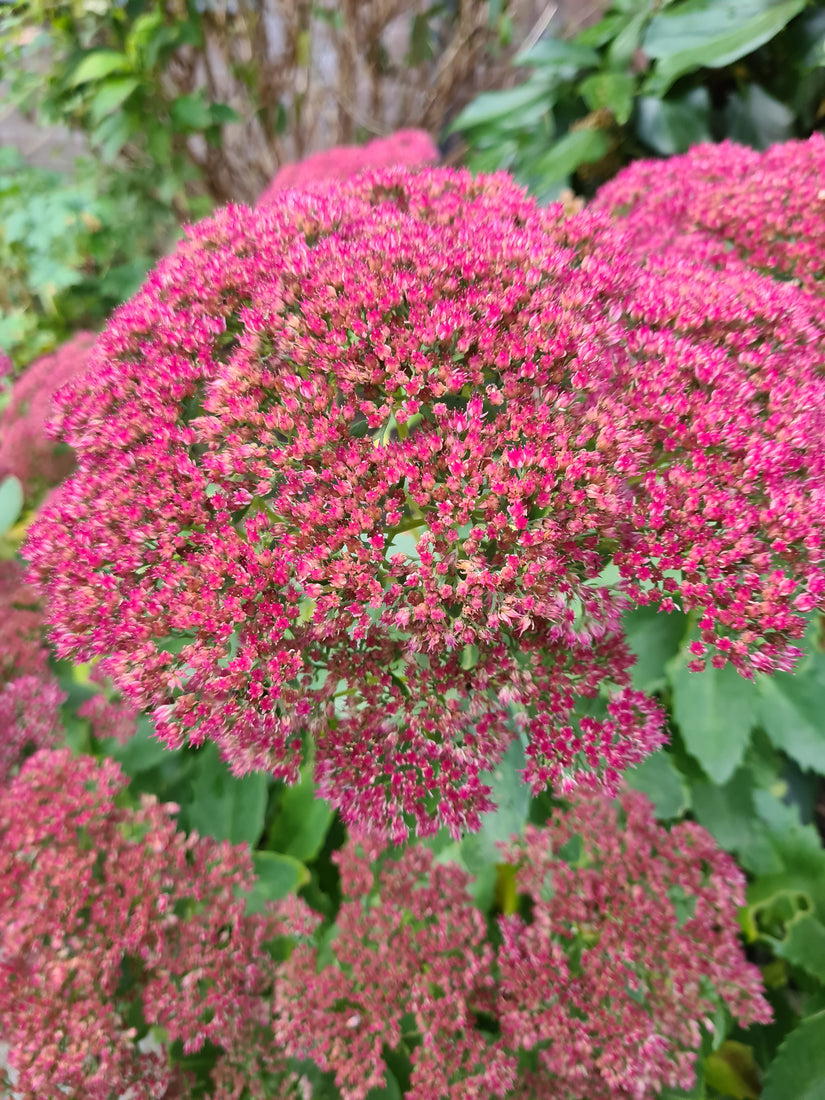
(0, 332, 96, 499)
(593, 135, 825, 295)
(257, 129, 438, 204)
(275, 791, 770, 1100)
(0, 561, 64, 783)
(499, 790, 771, 1099)
(0, 749, 297, 1100)
(24, 166, 825, 835)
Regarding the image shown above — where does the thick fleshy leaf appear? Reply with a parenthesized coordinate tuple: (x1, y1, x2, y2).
(245, 850, 309, 912)
(267, 767, 334, 862)
(762, 1010, 825, 1100)
(532, 128, 610, 185)
(671, 657, 758, 783)
(623, 603, 687, 692)
(460, 739, 530, 873)
(758, 665, 825, 775)
(186, 743, 268, 846)
(0, 475, 24, 536)
(625, 749, 689, 819)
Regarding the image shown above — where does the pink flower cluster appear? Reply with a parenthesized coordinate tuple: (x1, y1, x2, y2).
(25, 164, 825, 836)
(0, 749, 300, 1100)
(257, 129, 438, 204)
(0, 331, 96, 499)
(593, 135, 825, 294)
(0, 561, 64, 783)
(275, 790, 770, 1100)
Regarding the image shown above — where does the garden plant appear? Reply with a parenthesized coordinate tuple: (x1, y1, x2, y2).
(3, 36, 825, 1100)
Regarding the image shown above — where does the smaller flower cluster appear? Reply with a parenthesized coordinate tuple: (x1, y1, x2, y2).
(593, 135, 825, 294)
(0, 560, 64, 783)
(257, 129, 438, 203)
(275, 790, 770, 1100)
(0, 331, 97, 500)
(0, 749, 300, 1100)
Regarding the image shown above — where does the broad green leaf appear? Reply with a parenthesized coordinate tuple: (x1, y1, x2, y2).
(514, 38, 599, 70)
(759, 666, 825, 775)
(266, 768, 334, 862)
(208, 102, 239, 125)
(762, 1010, 825, 1100)
(532, 128, 610, 185)
(88, 77, 140, 122)
(623, 603, 687, 692)
(245, 850, 308, 912)
(625, 749, 689, 819)
(607, 9, 651, 69)
(171, 93, 213, 131)
(643, 0, 806, 96)
(366, 1070, 402, 1100)
(460, 739, 530, 873)
(109, 714, 172, 775)
(635, 87, 712, 154)
(691, 770, 782, 874)
(579, 71, 636, 124)
(671, 658, 758, 783)
(0, 475, 23, 536)
(774, 913, 825, 981)
(68, 50, 130, 87)
(705, 1041, 761, 1100)
(725, 83, 794, 148)
(447, 79, 553, 133)
(186, 743, 268, 846)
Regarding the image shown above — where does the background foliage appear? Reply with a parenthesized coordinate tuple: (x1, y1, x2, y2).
(449, 0, 825, 201)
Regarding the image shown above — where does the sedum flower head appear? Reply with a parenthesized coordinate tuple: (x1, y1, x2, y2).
(0, 332, 96, 500)
(0, 560, 64, 782)
(275, 792, 770, 1100)
(593, 135, 825, 294)
(257, 129, 438, 204)
(0, 748, 291, 1100)
(25, 166, 825, 836)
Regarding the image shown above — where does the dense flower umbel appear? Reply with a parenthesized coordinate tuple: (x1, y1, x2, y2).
(593, 135, 825, 294)
(499, 791, 771, 1099)
(25, 167, 825, 835)
(257, 129, 438, 204)
(0, 749, 294, 1100)
(0, 331, 96, 498)
(275, 792, 770, 1100)
(0, 561, 64, 782)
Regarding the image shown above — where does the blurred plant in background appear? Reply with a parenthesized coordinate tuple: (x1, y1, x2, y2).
(449, 0, 825, 200)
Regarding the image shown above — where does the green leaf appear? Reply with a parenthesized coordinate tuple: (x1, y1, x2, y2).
(725, 83, 795, 149)
(366, 1070, 402, 1100)
(108, 714, 172, 775)
(705, 1041, 761, 1100)
(579, 71, 636, 124)
(186, 743, 268, 846)
(447, 80, 553, 133)
(691, 770, 782, 875)
(623, 603, 687, 692)
(514, 38, 599, 70)
(671, 657, 758, 783)
(266, 768, 334, 862)
(0, 475, 23, 535)
(643, 0, 806, 96)
(774, 913, 825, 981)
(245, 850, 309, 912)
(460, 739, 530, 873)
(635, 87, 712, 154)
(68, 50, 130, 87)
(208, 102, 239, 125)
(759, 664, 825, 775)
(88, 77, 140, 122)
(532, 128, 610, 185)
(625, 749, 689, 819)
(171, 93, 213, 131)
(607, 9, 651, 69)
(762, 1010, 825, 1100)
